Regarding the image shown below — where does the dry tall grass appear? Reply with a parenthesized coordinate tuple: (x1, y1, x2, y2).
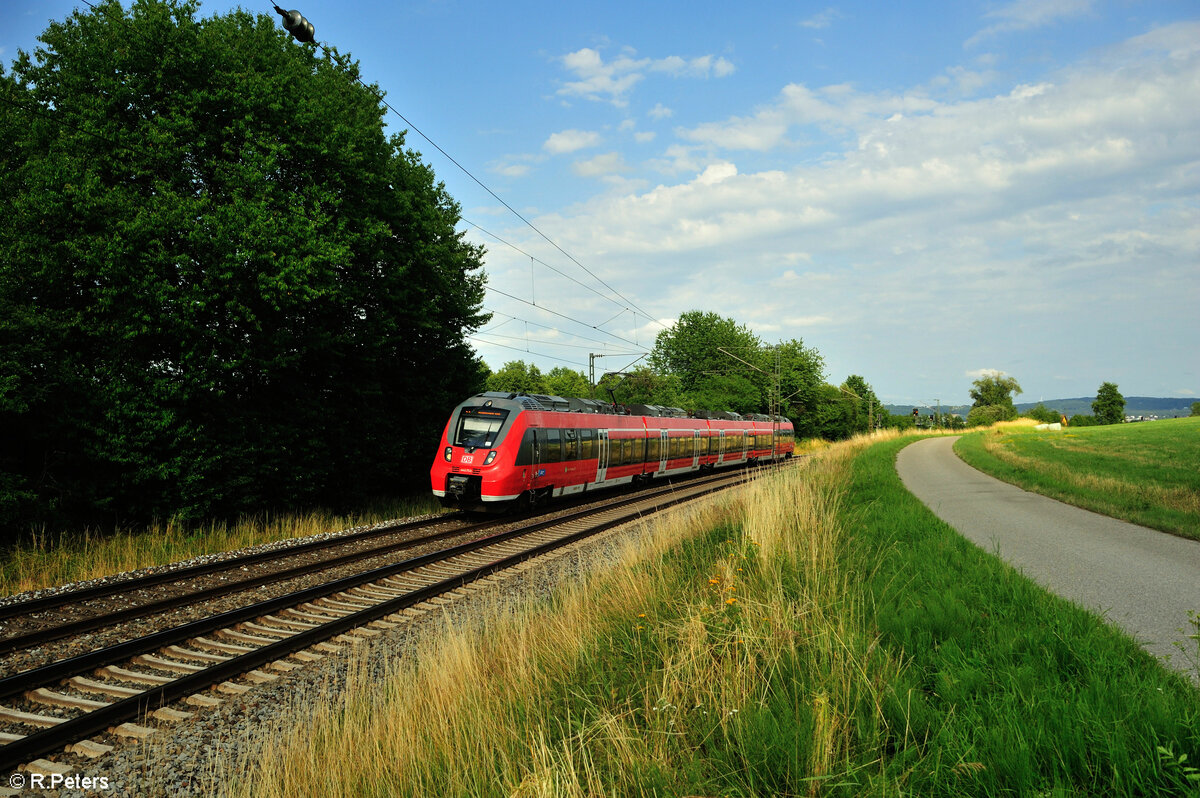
(0, 499, 441, 597)
(221, 436, 905, 797)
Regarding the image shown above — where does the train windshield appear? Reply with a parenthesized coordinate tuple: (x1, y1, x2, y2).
(453, 406, 510, 449)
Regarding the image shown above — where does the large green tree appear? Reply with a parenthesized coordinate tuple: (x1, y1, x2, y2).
(968, 372, 1022, 423)
(649, 311, 763, 394)
(649, 311, 824, 418)
(0, 0, 488, 534)
(841, 375, 881, 433)
(485, 361, 545, 395)
(543, 366, 591, 398)
(1092, 382, 1126, 425)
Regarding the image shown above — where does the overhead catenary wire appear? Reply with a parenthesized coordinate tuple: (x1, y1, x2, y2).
(270, 6, 668, 335)
(465, 336, 590, 369)
(462, 218, 637, 320)
(480, 307, 643, 350)
(485, 286, 643, 349)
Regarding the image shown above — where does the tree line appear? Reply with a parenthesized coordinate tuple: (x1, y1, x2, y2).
(481, 310, 892, 442)
(0, 1, 489, 540)
(966, 373, 1130, 426)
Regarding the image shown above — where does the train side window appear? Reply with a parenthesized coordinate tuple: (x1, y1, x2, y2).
(580, 428, 595, 459)
(564, 429, 578, 461)
(544, 428, 562, 462)
(515, 429, 536, 466)
(622, 438, 633, 465)
(632, 437, 645, 463)
(646, 436, 660, 462)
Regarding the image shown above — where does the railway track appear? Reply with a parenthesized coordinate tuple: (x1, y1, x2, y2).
(0, 463, 780, 777)
(0, 514, 494, 657)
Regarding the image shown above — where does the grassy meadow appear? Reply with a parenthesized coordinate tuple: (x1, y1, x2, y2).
(220, 434, 1200, 797)
(0, 495, 443, 598)
(955, 416, 1200, 539)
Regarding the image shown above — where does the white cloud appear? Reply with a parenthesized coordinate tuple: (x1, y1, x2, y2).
(557, 46, 735, 106)
(649, 54, 736, 78)
(543, 129, 602, 155)
(492, 162, 531, 178)
(509, 22, 1199, 399)
(965, 368, 1008, 379)
(968, 0, 1095, 46)
(634, 131, 656, 143)
(648, 103, 673, 120)
(572, 152, 630, 178)
(799, 8, 840, 30)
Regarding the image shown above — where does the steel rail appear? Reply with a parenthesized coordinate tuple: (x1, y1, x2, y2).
(0, 515, 454, 622)
(0, 518, 498, 655)
(0, 469, 747, 772)
(0, 467, 741, 703)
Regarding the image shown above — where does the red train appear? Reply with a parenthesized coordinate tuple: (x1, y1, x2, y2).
(430, 391, 795, 512)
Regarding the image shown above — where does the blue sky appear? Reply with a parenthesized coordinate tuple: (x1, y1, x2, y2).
(4, 1, 1198, 407)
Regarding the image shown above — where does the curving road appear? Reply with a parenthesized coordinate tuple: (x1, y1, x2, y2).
(896, 436, 1200, 681)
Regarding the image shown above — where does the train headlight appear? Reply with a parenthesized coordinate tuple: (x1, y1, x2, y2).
(483, 451, 497, 465)
(443, 446, 453, 462)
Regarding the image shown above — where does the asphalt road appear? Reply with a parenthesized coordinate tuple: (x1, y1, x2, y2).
(896, 435, 1200, 680)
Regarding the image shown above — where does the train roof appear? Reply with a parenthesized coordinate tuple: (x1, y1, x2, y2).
(468, 392, 789, 424)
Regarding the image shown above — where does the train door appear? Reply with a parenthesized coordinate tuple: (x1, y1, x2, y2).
(692, 431, 700, 469)
(562, 429, 583, 495)
(717, 430, 726, 465)
(596, 429, 609, 483)
(529, 429, 547, 490)
(658, 430, 668, 475)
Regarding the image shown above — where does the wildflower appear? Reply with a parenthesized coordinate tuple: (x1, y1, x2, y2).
(637, 613, 646, 618)
(726, 597, 737, 605)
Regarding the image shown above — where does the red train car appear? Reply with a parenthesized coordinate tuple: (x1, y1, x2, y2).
(431, 392, 795, 512)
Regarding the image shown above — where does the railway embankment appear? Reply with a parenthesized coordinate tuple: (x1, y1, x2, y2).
(199, 433, 1198, 797)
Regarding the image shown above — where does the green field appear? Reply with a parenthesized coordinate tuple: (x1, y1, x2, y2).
(955, 417, 1200, 540)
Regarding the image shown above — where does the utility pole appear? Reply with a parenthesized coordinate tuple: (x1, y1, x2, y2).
(589, 353, 603, 396)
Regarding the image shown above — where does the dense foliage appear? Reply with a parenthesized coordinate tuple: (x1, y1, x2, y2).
(484, 362, 590, 398)
(480, 310, 888, 442)
(1023, 403, 1063, 424)
(1092, 381, 1126, 425)
(576, 311, 881, 441)
(968, 372, 1022, 424)
(0, 0, 488, 538)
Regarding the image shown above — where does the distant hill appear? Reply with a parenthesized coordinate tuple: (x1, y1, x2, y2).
(884, 397, 1195, 419)
(1015, 397, 1195, 419)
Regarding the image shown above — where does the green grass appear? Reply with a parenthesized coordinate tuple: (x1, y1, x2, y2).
(851, 436, 1200, 795)
(954, 417, 1200, 539)
(227, 436, 1200, 797)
